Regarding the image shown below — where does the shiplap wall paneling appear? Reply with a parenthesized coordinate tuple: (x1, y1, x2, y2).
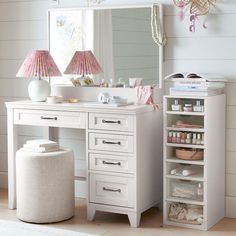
(0, 0, 51, 188)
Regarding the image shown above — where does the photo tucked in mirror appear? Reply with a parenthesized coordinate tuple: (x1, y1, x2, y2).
(49, 7, 160, 87)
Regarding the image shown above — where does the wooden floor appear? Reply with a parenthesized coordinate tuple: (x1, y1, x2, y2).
(0, 189, 236, 235)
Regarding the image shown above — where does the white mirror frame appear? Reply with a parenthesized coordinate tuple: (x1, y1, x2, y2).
(48, 4, 164, 88)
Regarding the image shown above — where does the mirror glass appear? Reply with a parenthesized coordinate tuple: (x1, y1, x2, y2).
(49, 7, 161, 86)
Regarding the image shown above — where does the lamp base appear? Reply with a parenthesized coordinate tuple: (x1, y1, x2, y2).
(28, 79, 51, 102)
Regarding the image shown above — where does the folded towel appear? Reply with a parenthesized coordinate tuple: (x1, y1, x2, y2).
(20, 145, 59, 153)
(25, 139, 57, 148)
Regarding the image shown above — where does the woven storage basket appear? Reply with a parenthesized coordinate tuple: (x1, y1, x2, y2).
(176, 148, 203, 160)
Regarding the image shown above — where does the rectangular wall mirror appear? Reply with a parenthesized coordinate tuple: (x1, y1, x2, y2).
(48, 4, 163, 87)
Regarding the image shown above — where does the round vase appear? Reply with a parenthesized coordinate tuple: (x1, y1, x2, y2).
(28, 79, 51, 102)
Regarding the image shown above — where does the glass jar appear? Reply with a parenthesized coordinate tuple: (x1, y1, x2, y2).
(183, 104, 193, 112)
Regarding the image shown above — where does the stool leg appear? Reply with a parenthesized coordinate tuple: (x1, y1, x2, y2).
(87, 205, 96, 221)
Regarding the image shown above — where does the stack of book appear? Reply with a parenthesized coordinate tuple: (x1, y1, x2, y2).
(20, 139, 59, 153)
(165, 73, 226, 96)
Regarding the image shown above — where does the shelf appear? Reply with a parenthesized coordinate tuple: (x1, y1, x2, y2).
(164, 220, 204, 230)
(166, 143, 205, 149)
(166, 111, 205, 116)
(166, 157, 204, 165)
(166, 127, 205, 133)
(166, 196, 204, 206)
(166, 174, 204, 182)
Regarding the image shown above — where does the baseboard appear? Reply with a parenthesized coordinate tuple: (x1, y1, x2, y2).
(0, 171, 8, 189)
(226, 196, 236, 218)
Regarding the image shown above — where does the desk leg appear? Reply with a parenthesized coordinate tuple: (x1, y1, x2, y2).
(7, 108, 18, 209)
(43, 127, 53, 140)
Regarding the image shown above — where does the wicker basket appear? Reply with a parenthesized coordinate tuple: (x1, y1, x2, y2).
(176, 148, 203, 160)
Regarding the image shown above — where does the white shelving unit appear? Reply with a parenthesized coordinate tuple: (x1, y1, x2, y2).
(163, 94, 226, 230)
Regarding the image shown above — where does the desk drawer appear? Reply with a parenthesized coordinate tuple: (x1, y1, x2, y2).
(89, 113, 134, 132)
(14, 109, 86, 128)
(89, 133, 134, 153)
(89, 173, 135, 208)
(89, 153, 135, 174)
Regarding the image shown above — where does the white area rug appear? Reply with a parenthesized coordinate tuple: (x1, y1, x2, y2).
(0, 220, 98, 236)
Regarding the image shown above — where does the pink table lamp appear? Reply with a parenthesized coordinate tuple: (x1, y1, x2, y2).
(64, 50, 102, 86)
(16, 50, 61, 102)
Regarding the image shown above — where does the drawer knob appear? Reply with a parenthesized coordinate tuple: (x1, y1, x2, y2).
(103, 187, 121, 193)
(102, 140, 121, 145)
(102, 119, 121, 124)
(40, 116, 57, 120)
(102, 160, 121, 166)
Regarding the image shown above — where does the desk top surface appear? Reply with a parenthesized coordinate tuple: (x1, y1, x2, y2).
(6, 100, 155, 114)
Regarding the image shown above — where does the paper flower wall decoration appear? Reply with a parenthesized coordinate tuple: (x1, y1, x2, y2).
(173, 0, 216, 32)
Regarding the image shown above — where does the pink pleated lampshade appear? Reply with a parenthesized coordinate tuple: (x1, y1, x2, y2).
(64, 50, 102, 76)
(16, 50, 61, 78)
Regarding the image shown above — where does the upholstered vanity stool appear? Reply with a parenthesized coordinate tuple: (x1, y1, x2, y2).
(16, 148, 75, 223)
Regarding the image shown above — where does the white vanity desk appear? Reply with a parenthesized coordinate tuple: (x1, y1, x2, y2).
(6, 97, 163, 227)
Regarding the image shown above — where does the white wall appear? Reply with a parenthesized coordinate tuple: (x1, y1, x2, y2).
(0, 0, 236, 217)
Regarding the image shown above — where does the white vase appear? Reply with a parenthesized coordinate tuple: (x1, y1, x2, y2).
(28, 79, 51, 102)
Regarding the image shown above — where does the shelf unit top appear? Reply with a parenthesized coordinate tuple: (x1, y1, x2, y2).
(165, 95, 213, 99)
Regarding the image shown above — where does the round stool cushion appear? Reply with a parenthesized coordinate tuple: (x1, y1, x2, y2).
(16, 148, 75, 223)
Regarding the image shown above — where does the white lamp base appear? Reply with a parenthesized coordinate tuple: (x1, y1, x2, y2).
(28, 79, 51, 102)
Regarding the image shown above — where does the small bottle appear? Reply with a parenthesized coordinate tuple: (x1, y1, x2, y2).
(201, 134, 204, 145)
(193, 100, 203, 112)
(196, 183, 203, 201)
(100, 78, 109, 87)
(116, 78, 125, 88)
(192, 133, 197, 145)
(183, 104, 193, 112)
(172, 100, 182, 111)
(168, 132, 173, 143)
(186, 133, 192, 144)
(180, 133, 185, 143)
(109, 78, 114, 87)
(172, 132, 177, 143)
(196, 134, 201, 145)
(176, 132, 181, 143)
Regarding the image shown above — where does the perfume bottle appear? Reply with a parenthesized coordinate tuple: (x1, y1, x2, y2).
(171, 100, 182, 111)
(192, 133, 197, 145)
(168, 132, 173, 143)
(193, 100, 204, 112)
(172, 132, 177, 143)
(180, 133, 185, 143)
(196, 134, 201, 145)
(186, 133, 192, 144)
(201, 134, 204, 145)
(196, 183, 203, 201)
(176, 132, 181, 143)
